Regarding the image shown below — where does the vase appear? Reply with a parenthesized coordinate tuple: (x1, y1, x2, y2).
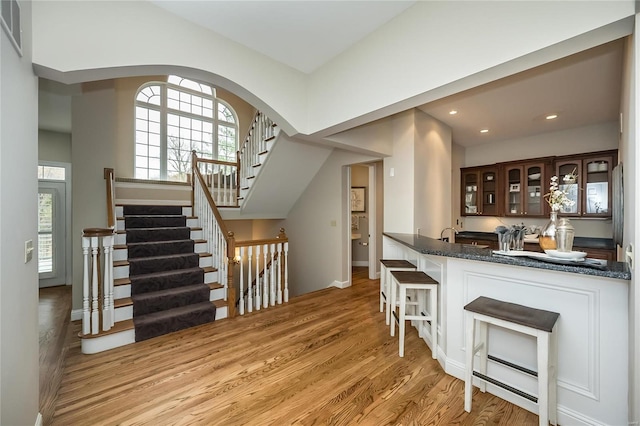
(539, 211, 558, 250)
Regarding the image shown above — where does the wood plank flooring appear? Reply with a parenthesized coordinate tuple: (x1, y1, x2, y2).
(41, 268, 538, 425)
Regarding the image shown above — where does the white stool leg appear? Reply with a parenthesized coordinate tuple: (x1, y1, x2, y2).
(398, 285, 407, 357)
(464, 311, 476, 412)
(430, 286, 437, 359)
(390, 275, 397, 337)
(380, 264, 386, 314)
(549, 324, 558, 425)
(537, 330, 550, 426)
(478, 320, 488, 393)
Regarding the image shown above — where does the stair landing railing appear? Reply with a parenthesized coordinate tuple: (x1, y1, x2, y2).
(193, 155, 240, 207)
(234, 229, 289, 315)
(81, 168, 116, 335)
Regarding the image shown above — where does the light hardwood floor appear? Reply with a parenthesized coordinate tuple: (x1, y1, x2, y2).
(40, 268, 538, 425)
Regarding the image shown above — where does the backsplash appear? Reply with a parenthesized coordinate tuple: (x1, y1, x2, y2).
(461, 216, 613, 239)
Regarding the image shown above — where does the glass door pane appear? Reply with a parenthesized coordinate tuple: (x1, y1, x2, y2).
(463, 172, 479, 215)
(38, 191, 54, 274)
(557, 161, 580, 215)
(525, 165, 543, 215)
(584, 157, 611, 215)
(506, 167, 522, 215)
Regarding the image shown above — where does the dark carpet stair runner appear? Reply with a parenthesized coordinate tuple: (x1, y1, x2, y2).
(123, 205, 216, 342)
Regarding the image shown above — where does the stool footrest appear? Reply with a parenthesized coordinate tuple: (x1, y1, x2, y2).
(472, 371, 538, 403)
(488, 354, 538, 377)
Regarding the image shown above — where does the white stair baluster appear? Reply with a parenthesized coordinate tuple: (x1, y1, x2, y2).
(90, 237, 100, 335)
(284, 242, 289, 303)
(238, 246, 244, 315)
(102, 234, 114, 330)
(277, 242, 283, 304)
(81, 237, 91, 335)
(247, 246, 253, 313)
(270, 243, 276, 306)
(263, 244, 269, 308)
(255, 244, 261, 310)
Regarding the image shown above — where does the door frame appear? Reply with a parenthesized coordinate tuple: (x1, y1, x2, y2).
(38, 161, 72, 286)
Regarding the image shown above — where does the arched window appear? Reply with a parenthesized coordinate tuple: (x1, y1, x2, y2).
(135, 76, 238, 181)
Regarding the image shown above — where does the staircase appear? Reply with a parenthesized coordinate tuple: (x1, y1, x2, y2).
(80, 203, 227, 354)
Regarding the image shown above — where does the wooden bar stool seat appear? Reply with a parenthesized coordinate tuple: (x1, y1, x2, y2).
(463, 296, 560, 426)
(389, 270, 439, 358)
(379, 259, 416, 326)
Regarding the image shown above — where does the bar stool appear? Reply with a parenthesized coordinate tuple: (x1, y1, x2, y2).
(389, 270, 439, 358)
(379, 259, 416, 326)
(463, 296, 560, 426)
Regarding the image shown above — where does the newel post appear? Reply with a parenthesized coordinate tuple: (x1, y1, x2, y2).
(227, 231, 237, 318)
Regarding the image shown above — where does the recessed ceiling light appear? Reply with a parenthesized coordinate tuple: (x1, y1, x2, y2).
(546, 114, 558, 120)
(480, 129, 489, 134)
(449, 110, 458, 115)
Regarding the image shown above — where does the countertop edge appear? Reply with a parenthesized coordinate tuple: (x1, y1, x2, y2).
(384, 233, 631, 281)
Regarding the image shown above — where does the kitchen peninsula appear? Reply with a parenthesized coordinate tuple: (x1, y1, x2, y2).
(383, 232, 630, 426)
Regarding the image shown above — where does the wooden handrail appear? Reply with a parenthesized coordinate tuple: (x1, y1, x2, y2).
(104, 168, 115, 229)
(195, 158, 238, 167)
(82, 228, 115, 237)
(235, 229, 288, 247)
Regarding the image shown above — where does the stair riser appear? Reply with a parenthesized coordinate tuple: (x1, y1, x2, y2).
(116, 217, 198, 232)
(114, 270, 218, 299)
(116, 206, 192, 217)
(114, 256, 213, 280)
(115, 229, 203, 245)
(113, 241, 207, 261)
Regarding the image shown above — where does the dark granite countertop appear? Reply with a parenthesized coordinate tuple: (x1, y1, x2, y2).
(455, 231, 615, 250)
(384, 232, 630, 280)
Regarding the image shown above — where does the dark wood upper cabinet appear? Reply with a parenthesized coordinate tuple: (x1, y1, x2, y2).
(461, 166, 500, 217)
(555, 150, 616, 218)
(460, 150, 616, 219)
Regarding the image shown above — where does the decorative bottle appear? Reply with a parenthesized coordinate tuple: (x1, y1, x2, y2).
(539, 210, 558, 251)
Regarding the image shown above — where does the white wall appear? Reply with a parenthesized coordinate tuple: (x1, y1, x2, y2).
(384, 111, 416, 233)
(71, 81, 117, 311)
(464, 122, 619, 166)
(281, 149, 378, 296)
(620, 16, 639, 424)
(38, 129, 71, 163)
(308, 1, 635, 136)
(0, 0, 40, 423)
(414, 110, 452, 239)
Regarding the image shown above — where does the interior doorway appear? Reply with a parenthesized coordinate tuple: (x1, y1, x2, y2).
(349, 161, 383, 281)
(38, 162, 71, 288)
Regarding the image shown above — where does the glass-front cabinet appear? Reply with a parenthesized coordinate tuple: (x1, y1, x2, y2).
(461, 166, 499, 216)
(555, 151, 615, 218)
(504, 162, 547, 217)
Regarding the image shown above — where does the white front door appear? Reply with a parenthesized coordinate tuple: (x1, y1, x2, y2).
(38, 181, 66, 287)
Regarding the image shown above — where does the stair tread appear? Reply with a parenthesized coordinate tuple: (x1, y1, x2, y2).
(128, 252, 199, 262)
(129, 266, 206, 281)
(126, 239, 194, 247)
(114, 283, 221, 307)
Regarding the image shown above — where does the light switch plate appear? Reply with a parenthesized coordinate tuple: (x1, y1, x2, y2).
(25, 239, 34, 263)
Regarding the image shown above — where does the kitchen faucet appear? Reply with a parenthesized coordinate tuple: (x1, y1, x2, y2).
(440, 227, 459, 241)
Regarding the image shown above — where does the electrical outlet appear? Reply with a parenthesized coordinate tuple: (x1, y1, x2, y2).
(25, 240, 34, 263)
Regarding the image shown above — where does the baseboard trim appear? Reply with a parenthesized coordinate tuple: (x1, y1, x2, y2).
(331, 280, 350, 289)
(35, 412, 43, 426)
(70, 309, 82, 321)
(351, 261, 368, 267)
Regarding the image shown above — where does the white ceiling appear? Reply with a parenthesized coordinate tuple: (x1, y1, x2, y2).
(39, 2, 625, 148)
(150, 0, 417, 74)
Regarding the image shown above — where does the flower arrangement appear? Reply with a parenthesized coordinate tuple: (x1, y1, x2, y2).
(544, 174, 576, 212)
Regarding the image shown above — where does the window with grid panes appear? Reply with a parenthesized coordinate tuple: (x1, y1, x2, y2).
(135, 76, 238, 181)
